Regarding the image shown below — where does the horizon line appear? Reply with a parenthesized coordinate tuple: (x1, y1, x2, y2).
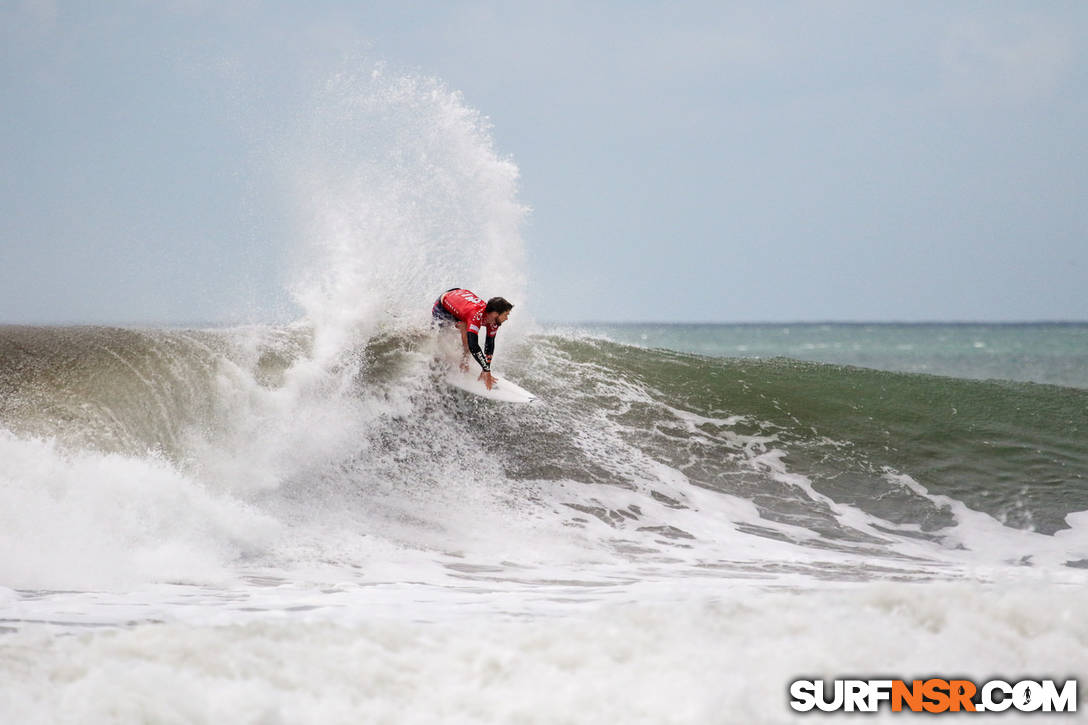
(556, 319, 1088, 327)
(2, 318, 1087, 329)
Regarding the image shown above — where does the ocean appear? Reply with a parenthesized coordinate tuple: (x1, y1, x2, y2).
(3, 69, 1087, 723)
(577, 322, 1088, 389)
(2, 323, 1086, 722)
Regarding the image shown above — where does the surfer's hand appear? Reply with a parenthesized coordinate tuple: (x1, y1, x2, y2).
(479, 371, 495, 390)
(459, 356, 470, 373)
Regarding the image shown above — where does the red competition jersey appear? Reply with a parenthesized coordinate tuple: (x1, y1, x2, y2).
(441, 289, 499, 337)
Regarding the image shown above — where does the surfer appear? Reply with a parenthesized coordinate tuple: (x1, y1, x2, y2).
(431, 288, 513, 390)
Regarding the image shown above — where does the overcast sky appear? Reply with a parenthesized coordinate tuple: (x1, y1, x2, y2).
(2, 1, 1086, 324)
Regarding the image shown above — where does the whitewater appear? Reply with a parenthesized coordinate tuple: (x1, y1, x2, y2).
(2, 69, 1087, 724)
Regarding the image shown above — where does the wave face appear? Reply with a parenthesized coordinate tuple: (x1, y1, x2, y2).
(536, 337, 1088, 537)
(3, 323, 1087, 595)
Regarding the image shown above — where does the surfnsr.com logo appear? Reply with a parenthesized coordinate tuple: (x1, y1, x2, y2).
(789, 678, 1078, 713)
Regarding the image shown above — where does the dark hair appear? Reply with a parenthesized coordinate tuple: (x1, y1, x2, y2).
(485, 297, 514, 314)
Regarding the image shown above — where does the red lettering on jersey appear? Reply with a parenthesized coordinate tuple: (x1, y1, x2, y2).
(441, 289, 498, 336)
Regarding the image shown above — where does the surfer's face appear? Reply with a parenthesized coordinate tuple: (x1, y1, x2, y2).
(489, 310, 511, 326)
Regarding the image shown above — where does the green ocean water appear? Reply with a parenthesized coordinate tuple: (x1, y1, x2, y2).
(576, 323, 1088, 389)
(529, 324, 1088, 538)
(528, 335, 1088, 537)
(2, 323, 1086, 562)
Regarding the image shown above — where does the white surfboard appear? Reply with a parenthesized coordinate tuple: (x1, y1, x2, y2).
(444, 367, 537, 404)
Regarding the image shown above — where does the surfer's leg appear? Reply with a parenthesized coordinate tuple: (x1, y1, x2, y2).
(431, 296, 458, 327)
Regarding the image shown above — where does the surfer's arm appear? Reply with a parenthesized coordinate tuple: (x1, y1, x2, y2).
(484, 332, 495, 366)
(457, 322, 469, 352)
(465, 331, 490, 372)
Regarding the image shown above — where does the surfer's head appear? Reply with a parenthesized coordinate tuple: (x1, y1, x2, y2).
(485, 297, 513, 326)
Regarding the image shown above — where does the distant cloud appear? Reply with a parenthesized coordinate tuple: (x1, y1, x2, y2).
(940, 14, 1074, 105)
(18, 0, 57, 27)
(2, 0, 57, 47)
